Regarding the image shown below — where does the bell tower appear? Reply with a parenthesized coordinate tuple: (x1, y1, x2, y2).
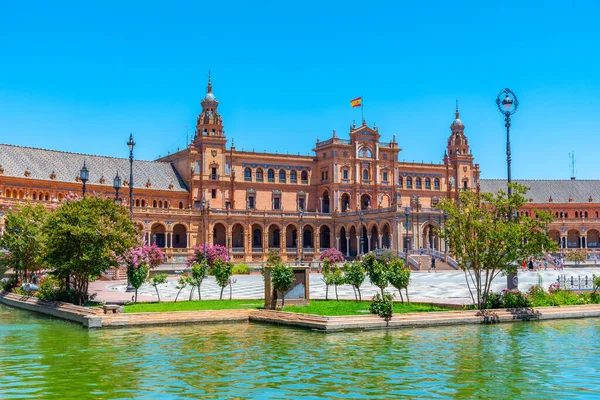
(194, 71, 224, 140)
(445, 102, 477, 194)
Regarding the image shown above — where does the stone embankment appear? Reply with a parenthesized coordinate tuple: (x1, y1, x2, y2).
(3, 290, 600, 331)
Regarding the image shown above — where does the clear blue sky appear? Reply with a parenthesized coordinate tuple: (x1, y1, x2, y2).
(1, 1, 599, 179)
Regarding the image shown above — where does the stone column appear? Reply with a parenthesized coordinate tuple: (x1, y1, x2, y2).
(280, 226, 286, 258)
(346, 235, 350, 257)
(378, 234, 383, 249)
(367, 235, 371, 252)
(356, 235, 361, 255)
(186, 232, 190, 248)
(315, 229, 321, 255)
(336, 236, 340, 250)
(263, 229, 268, 260)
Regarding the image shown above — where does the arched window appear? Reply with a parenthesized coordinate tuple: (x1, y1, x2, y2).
(434, 178, 440, 190)
(406, 177, 413, 189)
(256, 168, 264, 182)
(362, 169, 369, 181)
(575, 211, 579, 218)
(268, 169, 275, 182)
(398, 177, 403, 188)
(141, 199, 146, 207)
(44, 193, 49, 201)
(359, 147, 373, 158)
(290, 170, 297, 183)
(32, 192, 37, 200)
(244, 167, 252, 181)
(301, 170, 308, 183)
(279, 169, 286, 183)
(159, 200, 163, 208)
(425, 178, 431, 189)
(585, 211, 589, 218)
(153, 200, 157, 208)
(179, 201, 183, 209)
(415, 177, 422, 189)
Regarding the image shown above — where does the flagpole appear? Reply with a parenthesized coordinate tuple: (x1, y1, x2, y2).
(361, 95, 364, 123)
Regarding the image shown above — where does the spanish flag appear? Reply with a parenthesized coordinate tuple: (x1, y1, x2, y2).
(350, 96, 362, 108)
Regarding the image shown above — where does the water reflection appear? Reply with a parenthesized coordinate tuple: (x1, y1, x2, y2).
(1, 304, 600, 399)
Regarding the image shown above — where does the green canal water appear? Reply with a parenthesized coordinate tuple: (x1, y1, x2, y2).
(1, 304, 600, 399)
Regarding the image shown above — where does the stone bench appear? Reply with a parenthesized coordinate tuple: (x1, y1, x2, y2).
(102, 305, 123, 314)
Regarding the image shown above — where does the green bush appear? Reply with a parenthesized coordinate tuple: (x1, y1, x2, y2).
(370, 292, 394, 321)
(232, 263, 250, 275)
(502, 290, 531, 308)
(486, 291, 503, 309)
(0, 276, 18, 292)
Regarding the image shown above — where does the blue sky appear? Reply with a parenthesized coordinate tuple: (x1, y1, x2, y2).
(1, 1, 599, 179)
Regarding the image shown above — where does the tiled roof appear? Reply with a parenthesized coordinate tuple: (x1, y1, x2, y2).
(0, 144, 188, 192)
(480, 179, 600, 204)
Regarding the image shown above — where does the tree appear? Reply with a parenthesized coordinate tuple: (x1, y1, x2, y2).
(362, 253, 389, 297)
(189, 261, 208, 300)
(437, 183, 557, 309)
(567, 250, 587, 266)
(387, 258, 411, 304)
(344, 261, 365, 302)
(118, 244, 164, 303)
(319, 248, 344, 263)
(43, 196, 138, 305)
(188, 243, 229, 267)
(370, 292, 394, 324)
(148, 273, 168, 302)
(271, 261, 294, 308)
(212, 258, 233, 300)
(174, 274, 190, 303)
(0, 203, 48, 282)
(329, 262, 345, 301)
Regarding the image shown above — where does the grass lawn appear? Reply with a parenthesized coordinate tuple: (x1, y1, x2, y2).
(283, 300, 450, 316)
(124, 299, 450, 316)
(124, 299, 264, 313)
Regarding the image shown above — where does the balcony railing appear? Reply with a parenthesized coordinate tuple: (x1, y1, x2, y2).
(209, 174, 220, 180)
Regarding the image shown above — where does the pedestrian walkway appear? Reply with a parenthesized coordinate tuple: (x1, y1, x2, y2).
(89, 268, 600, 305)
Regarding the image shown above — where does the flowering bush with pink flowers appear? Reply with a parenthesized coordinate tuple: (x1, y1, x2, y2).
(116, 244, 165, 302)
(188, 244, 229, 268)
(319, 248, 344, 263)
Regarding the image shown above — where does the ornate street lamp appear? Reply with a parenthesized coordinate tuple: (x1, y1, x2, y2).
(496, 88, 519, 290)
(79, 161, 89, 197)
(359, 210, 365, 257)
(404, 206, 411, 268)
(496, 88, 519, 202)
(443, 210, 448, 255)
(113, 172, 121, 202)
(127, 133, 135, 219)
(394, 214, 400, 259)
(299, 209, 304, 265)
(201, 198, 207, 261)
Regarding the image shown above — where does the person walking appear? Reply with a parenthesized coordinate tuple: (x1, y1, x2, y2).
(430, 256, 436, 273)
(544, 259, 548, 270)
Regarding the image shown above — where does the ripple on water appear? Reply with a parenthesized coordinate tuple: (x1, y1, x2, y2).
(2, 305, 600, 398)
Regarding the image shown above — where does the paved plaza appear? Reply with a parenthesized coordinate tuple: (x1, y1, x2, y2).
(89, 267, 600, 305)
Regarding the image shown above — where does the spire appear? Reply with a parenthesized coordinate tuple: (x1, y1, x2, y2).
(455, 100, 459, 119)
(207, 70, 212, 93)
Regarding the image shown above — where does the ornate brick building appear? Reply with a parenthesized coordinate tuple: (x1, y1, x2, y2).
(0, 75, 590, 265)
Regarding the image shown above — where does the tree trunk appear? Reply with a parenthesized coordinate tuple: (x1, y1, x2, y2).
(155, 285, 161, 302)
(405, 287, 410, 304)
(198, 285, 202, 300)
(135, 288, 138, 303)
(325, 284, 329, 300)
(352, 286, 357, 302)
(281, 291, 285, 308)
(335, 285, 339, 301)
(230, 282, 232, 300)
(219, 286, 224, 300)
(357, 286, 362, 302)
(174, 287, 184, 303)
(399, 290, 404, 304)
(189, 286, 195, 301)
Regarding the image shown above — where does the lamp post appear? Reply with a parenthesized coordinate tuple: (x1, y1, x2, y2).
(395, 214, 400, 259)
(127, 133, 135, 219)
(359, 210, 365, 257)
(299, 209, 304, 265)
(113, 172, 121, 202)
(496, 88, 519, 202)
(404, 207, 411, 267)
(496, 88, 519, 290)
(79, 161, 89, 197)
(443, 210, 448, 255)
(201, 198, 207, 262)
